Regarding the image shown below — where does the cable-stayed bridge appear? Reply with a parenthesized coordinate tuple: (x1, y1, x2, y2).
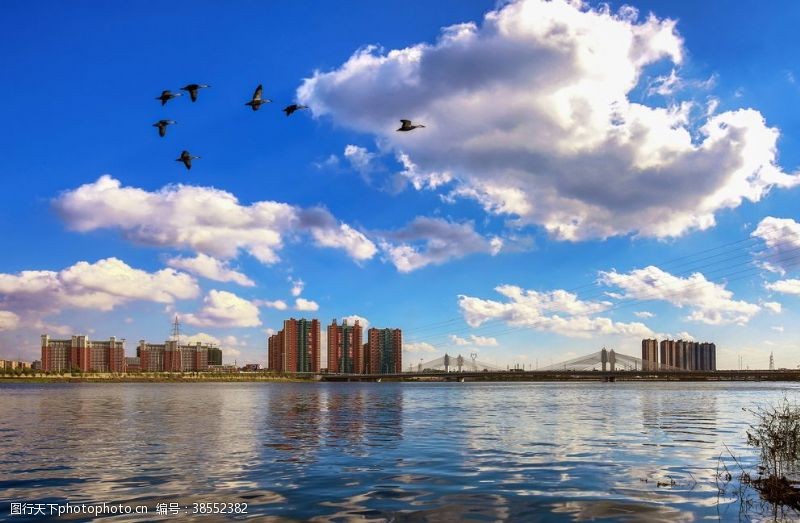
(320, 347, 740, 381)
(537, 348, 681, 372)
(409, 353, 503, 373)
(412, 348, 676, 373)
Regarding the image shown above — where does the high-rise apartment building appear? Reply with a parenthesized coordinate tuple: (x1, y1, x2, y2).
(267, 329, 284, 372)
(653, 338, 716, 371)
(267, 318, 321, 373)
(41, 335, 125, 373)
(367, 328, 402, 374)
(659, 339, 675, 369)
(641, 339, 658, 371)
(698, 342, 716, 371)
(327, 319, 363, 374)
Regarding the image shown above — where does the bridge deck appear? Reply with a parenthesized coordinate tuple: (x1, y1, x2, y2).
(316, 370, 800, 382)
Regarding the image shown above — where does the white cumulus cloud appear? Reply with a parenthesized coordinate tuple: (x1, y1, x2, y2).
(448, 334, 498, 347)
(752, 217, 800, 273)
(184, 332, 222, 345)
(0, 311, 20, 331)
(600, 265, 760, 325)
(766, 279, 800, 296)
(295, 298, 319, 312)
(183, 290, 261, 328)
(167, 253, 254, 287)
(405, 341, 438, 353)
(344, 144, 380, 181)
(762, 301, 782, 314)
(342, 315, 369, 329)
(298, 0, 799, 241)
(0, 258, 199, 328)
(379, 216, 521, 272)
(55, 175, 377, 265)
(458, 285, 652, 339)
(288, 277, 305, 297)
(256, 299, 288, 311)
(310, 222, 377, 262)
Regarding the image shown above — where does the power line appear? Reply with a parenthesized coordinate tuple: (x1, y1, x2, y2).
(408, 239, 800, 351)
(444, 255, 800, 349)
(404, 228, 796, 342)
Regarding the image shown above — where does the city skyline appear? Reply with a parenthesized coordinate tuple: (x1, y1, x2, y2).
(1, 0, 799, 370)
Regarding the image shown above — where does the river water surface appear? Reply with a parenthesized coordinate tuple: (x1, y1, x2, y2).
(1, 381, 798, 521)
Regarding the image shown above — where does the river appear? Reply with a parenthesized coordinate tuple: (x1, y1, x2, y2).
(1, 381, 797, 521)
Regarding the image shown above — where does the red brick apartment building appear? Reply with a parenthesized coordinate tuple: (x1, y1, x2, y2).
(366, 328, 402, 374)
(267, 319, 403, 375)
(327, 318, 363, 374)
(137, 340, 216, 372)
(267, 318, 321, 372)
(40, 334, 220, 373)
(41, 335, 125, 373)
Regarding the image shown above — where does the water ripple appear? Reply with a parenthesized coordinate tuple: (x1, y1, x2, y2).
(1, 381, 798, 521)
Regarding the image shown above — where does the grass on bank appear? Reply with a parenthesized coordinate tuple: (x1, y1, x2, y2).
(716, 398, 800, 520)
(744, 399, 800, 510)
(0, 367, 311, 382)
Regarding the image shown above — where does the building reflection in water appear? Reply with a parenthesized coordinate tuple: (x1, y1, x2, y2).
(261, 383, 405, 462)
(1, 383, 286, 514)
(262, 384, 325, 463)
(259, 383, 405, 518)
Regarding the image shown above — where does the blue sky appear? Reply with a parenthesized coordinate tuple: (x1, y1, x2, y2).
(1, 0, 798, 369)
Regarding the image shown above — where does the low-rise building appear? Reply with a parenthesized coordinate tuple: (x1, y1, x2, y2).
(41, 335, 125, 373)
(125, 357, 141, 372)
(138, 340, 217, 372)
(207, 347, 223, 366)
(208, 364, 237, 373)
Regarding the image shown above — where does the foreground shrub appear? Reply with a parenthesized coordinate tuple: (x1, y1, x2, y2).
(745, 399, 800, 509)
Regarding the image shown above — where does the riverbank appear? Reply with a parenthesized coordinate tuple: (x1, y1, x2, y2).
(0, 373, 314, 383)
(3, 369, 800, 383)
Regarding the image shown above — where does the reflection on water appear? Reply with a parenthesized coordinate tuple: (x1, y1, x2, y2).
(0, 382, 797, 521)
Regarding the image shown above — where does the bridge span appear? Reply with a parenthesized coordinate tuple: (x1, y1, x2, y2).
(318, 369, 800, 382)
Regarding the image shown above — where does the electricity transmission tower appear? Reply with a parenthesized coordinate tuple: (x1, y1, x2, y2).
(171, 315, 182, 344)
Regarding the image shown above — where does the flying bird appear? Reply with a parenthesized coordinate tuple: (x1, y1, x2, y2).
(156, 90, 182, 106)
(153, 119, 176, 137)
(245, 84, 271, 111)
(180, 83, 210, 102)
(397, 119, 426, 132)
(176, 150, 200, 170)
(283, 104, 308, 116)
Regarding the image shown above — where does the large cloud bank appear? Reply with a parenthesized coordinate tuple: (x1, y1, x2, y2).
(299, 0, 799, 240)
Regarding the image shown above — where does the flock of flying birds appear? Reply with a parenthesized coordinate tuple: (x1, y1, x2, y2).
(153, 83, 426, 170)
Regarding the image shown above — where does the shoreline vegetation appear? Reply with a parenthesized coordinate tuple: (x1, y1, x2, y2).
(0, 372, 312, 383)
(2, 370, 800, 383)
(716, 398, 800, 520)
